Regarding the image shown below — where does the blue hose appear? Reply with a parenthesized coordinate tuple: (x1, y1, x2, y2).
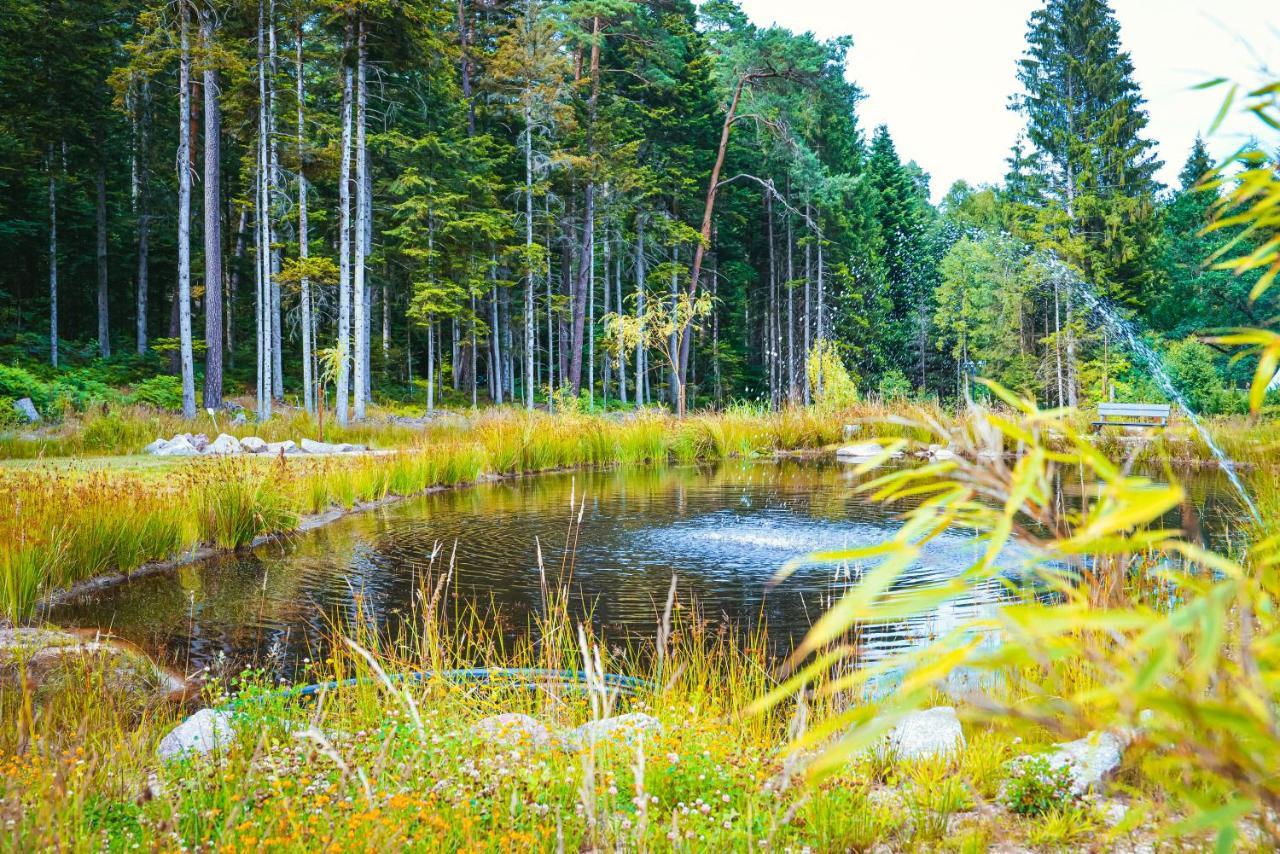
(226, 667, 652, 710)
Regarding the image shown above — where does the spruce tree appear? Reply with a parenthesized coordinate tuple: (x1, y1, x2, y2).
(1012, 0, 1161, 305)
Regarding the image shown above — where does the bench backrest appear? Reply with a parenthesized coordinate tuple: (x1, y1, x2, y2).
(1097, 402, 1171, 419)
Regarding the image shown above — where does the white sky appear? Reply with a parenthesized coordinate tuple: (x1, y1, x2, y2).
(735, 0, 1279, 201)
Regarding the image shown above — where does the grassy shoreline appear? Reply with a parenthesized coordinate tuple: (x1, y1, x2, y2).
(4, 402, 1275, 623)
(4, 403, 1280, 850)
(3, 407, 864, 623)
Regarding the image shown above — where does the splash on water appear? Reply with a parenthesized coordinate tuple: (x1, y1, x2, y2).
(990, 232, 1262, 525)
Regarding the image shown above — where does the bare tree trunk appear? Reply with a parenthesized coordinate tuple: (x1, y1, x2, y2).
(588, 232, 595, 408)
(615, 227, 626, 404)
(678, 71, 771, 406)
(96, 161, 110, 358)
(268, 2, 283, 402)
(634, 213, 645, 406)
(202, 10, 223, 408)
(567, 16, 600, 396)
(335, 21, 353, 425)
(136, 85, 150, 355)
(523, 103, 535, 409)
(228, 205, 244, 358)
(177, 3, 197, 418)
(426, 314, 434, 411)
(766, 191, 777, 410)
(353, 17, 368, 419)
(786, 193, 795, 403)
(803, 208, 811, 405)
(490, 283, 502, 404)
(456, 0, 475, 136)
(48, 145, 58, 368)
(255, 0, 273, 418)
(602, 225, 611, 405)
(296, 19, 313, 415)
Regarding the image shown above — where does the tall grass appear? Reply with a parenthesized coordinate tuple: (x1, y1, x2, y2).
(0, 408, 858, 622)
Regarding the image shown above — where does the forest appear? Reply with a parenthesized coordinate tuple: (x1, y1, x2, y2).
(1, 0, 1267, 421)
(6, 1, 1280, 850)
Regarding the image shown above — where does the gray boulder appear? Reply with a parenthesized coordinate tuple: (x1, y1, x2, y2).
(926, 444, 958, 461)
(265, 440, 298, 455)
(154, 436, 199, 456)
(1, 627, 187, 705)
(240, 436, 268, 454)
(13, 397, 40, 423)
(886, 706, 965, 760)
(231, 411, 248, 426)
(1040, 730, 1128, 795)
(158, 708, 236, 760)
(300, 438, 355, 454)
(562, 712, 662, 751)
(835, 442, 903, 461)
(142, 437, 168, 455)
(473, 713, 552, 749)
(203, 433, 242, 455)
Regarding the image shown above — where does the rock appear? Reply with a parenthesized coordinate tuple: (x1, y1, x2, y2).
(1040, 730, 1128, 795)
(230, 411, 248, 427)
(158, 708, 236, 760)
(1, 627, 187, 705)
(189, 433, 209, 452)
(300, 438, 355, 454)
(473, 713, 552, 749)
(886, 706, 965, 760)
(842, 424, 860, 439)
(927, 444, 958, 461)
(265, 440, 298, 455)
(240, 436, 268, 454)
(13, 397, 40, 423)
(154, 436, 199, 457)
(203, 433, 242, 455)
(142, 437, 168, 455)
(835, 442, 903, 461)
(562, 713, 662, 751)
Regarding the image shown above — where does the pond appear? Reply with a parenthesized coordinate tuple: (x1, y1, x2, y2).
(45, 458, 1247, 681)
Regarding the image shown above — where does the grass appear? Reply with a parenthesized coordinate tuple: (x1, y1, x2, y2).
(0, 406, 863, 622)
(4, 400, 1280, 850)
(0, 575, 1207, 853)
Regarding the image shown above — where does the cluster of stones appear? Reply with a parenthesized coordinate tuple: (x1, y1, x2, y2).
(158, 703, 1130, 800)
(143, 434, 367, 457)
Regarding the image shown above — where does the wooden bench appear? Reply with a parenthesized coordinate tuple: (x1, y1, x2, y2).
(1091, 402, 1172, 431)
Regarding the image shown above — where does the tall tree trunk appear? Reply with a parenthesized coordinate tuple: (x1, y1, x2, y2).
(202, 11, 224, 408)
(48, 145, 58, 368)
(567, 16, 600, 396)
(678, 72, 767, 408)
(255, 0, 273, 418)
(602, 225, 611, 405)
(490, 283, 502, 404)
(803, 209, 811, 405)
(766, 191, 777, 410)
(335, 21, 353, 425)
(634, 213, 645, 406)
(523, 103, 535, 409)
(456, 0, 475, 136)
(353, 17, 368, 419)
(296, 20, 313, 415)
(268, 2, 283, 402)
(615, 227, 626, 404)
(135, 84, 150, 355)
(426, 314, 435, 411)
(177, 3, 197, 418)
(96, 160, 109, 358)
(785, 193, 795, 403)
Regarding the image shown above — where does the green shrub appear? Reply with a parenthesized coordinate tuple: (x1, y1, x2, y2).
(1002, 756, 1075, 817)
(0, 364, 51, 412)
(127, 375, 185, 410)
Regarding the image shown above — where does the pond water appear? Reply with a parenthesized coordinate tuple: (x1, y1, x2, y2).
(45, 458, 1246, 681)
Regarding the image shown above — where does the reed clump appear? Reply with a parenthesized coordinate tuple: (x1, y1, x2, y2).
(0, 408, 872, 622)
(0, 568, 1189, 852)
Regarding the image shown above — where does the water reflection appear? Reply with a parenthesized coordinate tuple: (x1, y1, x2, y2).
(46, 458, 1241, 681)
